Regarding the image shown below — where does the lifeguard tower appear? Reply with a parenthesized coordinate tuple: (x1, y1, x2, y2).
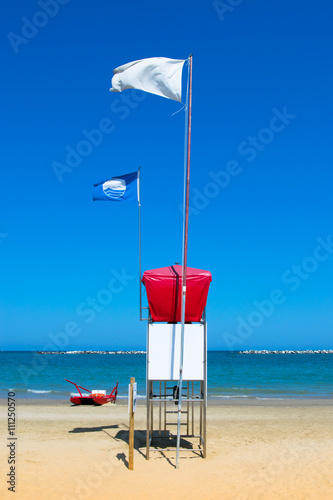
(141, 264, 212, 459)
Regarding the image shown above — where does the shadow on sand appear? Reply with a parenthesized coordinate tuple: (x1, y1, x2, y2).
(68, 424, 198, 469)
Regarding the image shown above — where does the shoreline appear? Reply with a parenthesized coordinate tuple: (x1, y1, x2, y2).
(1, 397, 333, 406)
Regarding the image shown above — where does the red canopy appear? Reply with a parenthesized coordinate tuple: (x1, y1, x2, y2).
(142, 265, 212, 322)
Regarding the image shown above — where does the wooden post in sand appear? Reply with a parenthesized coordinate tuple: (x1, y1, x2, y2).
(128, 377, 136, 470)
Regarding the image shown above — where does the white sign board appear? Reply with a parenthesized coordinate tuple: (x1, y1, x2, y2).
(148, 323, 205, 380)
(133, 382, 137, 412)
(128, 382, 137, 413)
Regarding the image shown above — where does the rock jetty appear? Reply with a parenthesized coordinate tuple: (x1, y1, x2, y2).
(37, 350, 146, 355)
(239, 349, 333, 354)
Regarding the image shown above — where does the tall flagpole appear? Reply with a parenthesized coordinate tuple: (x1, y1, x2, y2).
(138, 167, 142, 320)
(176, 54, 192, 469)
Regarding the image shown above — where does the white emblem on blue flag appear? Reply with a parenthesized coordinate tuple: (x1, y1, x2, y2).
(102, 178, 126, 198)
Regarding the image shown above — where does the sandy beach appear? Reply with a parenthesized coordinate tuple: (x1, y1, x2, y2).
(1, 399, 333, 500)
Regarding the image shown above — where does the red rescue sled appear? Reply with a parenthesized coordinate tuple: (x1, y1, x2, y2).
(65, 379, 118, 405)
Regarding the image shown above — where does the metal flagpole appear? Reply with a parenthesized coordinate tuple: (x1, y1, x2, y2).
(176, 54, 192, 469)
(138, 167, 142, 320)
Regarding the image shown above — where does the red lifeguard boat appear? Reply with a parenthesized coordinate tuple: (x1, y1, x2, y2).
(65, 379, 118, 405)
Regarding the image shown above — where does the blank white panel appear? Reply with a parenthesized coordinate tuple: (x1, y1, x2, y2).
(148, 323, 205, 380)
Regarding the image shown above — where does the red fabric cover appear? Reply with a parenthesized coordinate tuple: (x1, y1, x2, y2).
(142, 265, 212, 322)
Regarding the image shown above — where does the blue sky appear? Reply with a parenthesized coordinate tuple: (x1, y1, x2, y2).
(1, 0, 333, 350)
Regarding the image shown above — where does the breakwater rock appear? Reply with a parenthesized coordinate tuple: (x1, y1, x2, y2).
(37, 350, 146, 355)
(239, 349, 333, 354)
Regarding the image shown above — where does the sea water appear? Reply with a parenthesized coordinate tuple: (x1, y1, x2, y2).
(0, 351, 333, 401)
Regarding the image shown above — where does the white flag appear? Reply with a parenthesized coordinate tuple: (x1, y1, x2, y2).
(110, 57, 185, 102)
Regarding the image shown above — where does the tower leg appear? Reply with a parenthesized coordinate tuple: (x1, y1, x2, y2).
(146, 380, 151, 460)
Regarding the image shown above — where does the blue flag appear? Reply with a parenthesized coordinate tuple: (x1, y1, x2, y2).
(93, 171, 138, 202)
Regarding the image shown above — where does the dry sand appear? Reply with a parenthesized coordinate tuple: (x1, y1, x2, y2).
(1, 399, 333, 500)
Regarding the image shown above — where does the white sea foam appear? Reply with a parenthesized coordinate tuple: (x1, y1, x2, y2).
(256, 397, 286, 400)
(27, 389, 52, 394)
(211, 394, 251, 398)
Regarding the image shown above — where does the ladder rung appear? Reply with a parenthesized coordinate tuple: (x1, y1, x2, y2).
(149, 448, 203, 453)
(165, 423, 187, 426)
(165, 410, 188, 414)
